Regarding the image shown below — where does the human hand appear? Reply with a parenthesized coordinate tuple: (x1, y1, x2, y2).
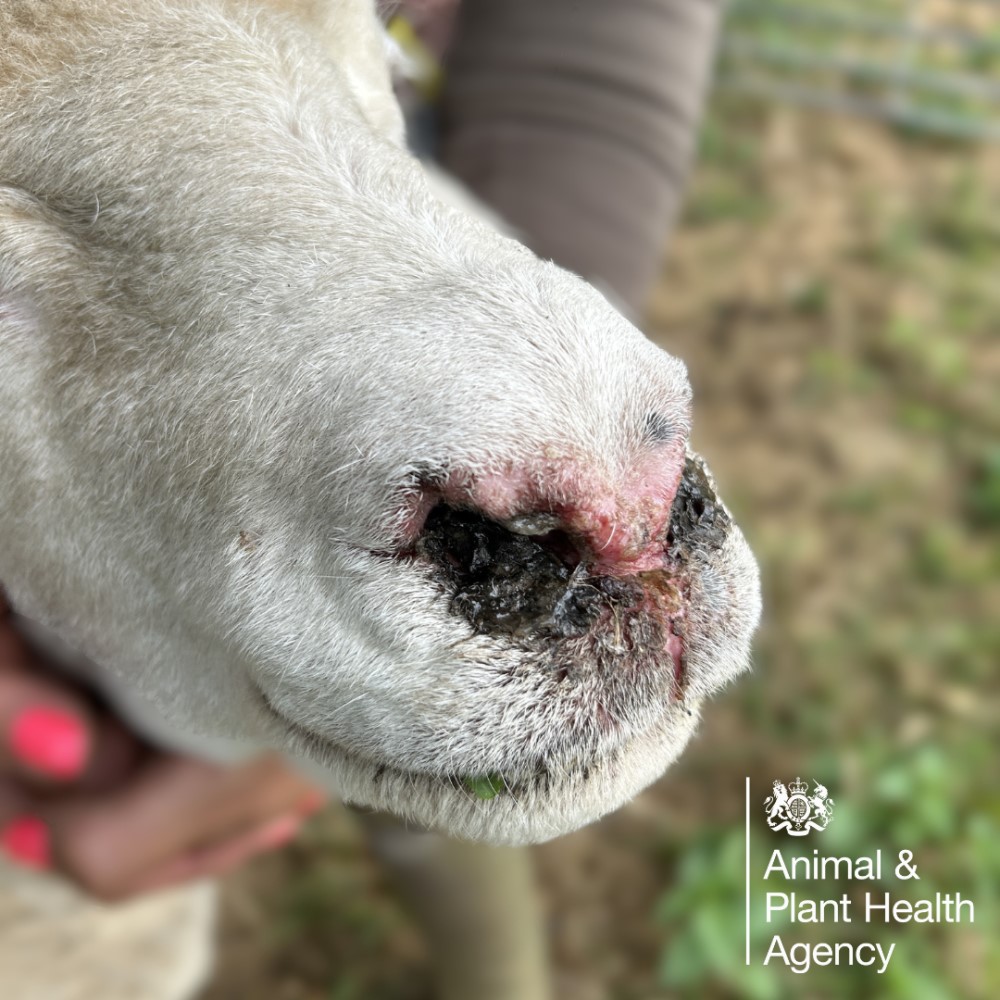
(0, 592, 326, 901)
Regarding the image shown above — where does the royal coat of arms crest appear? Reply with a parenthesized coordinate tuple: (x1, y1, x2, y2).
(765, 777, 835, 836)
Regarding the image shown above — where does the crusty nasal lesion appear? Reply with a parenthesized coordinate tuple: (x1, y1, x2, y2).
(665, 456, 731, 559)
(399, 456, 738, 714)
(408, 458, 728, 648)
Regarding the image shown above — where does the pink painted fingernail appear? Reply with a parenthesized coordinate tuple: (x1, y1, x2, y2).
(9, 706, 88, 779)
(0, 816, 51, 869)
(255, 815, 303, 851)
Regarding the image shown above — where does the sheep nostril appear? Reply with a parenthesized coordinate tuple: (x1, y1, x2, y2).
(415, 504, 588, 637)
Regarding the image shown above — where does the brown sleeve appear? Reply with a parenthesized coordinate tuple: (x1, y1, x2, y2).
(438, 0, 722, 316)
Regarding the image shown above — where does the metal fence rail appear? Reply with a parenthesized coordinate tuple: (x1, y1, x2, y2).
(719, 0, 1000, 140)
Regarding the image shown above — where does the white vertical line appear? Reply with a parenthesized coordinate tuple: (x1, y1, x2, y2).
(746, 775, 751, 966)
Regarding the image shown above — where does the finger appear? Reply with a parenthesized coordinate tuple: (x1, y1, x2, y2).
(45, 754, 320, 899)
(0, 772, 50, 869)
(123, 812, 305, 896)
(0, 785, 319, 889)
(70, 709, 145, 792)
(0, 661, 94, 784)
(0, 617, 144, 788)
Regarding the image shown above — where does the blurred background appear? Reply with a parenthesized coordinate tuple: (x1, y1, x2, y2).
(205, 1, 999, 997)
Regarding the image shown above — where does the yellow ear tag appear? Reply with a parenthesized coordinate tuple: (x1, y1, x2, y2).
(387, 15, 445, 104)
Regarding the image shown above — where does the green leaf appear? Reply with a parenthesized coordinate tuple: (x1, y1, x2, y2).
(463, 773, 504, 800)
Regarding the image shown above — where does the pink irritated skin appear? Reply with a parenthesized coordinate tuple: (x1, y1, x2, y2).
(401, 442, 686, 576)
(557, 447, 685, 575)
(633, 572, 689, 698)
(397, 488, 440, 544)
(665, 627, 686, 697)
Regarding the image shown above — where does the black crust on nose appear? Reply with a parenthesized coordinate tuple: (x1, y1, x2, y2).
(415, 506, 607, 638)
(410, 459, 729, 645)
(666, 459, 731, 558)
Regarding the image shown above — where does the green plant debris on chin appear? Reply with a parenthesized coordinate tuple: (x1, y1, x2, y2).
(463, 774, 504, 800)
